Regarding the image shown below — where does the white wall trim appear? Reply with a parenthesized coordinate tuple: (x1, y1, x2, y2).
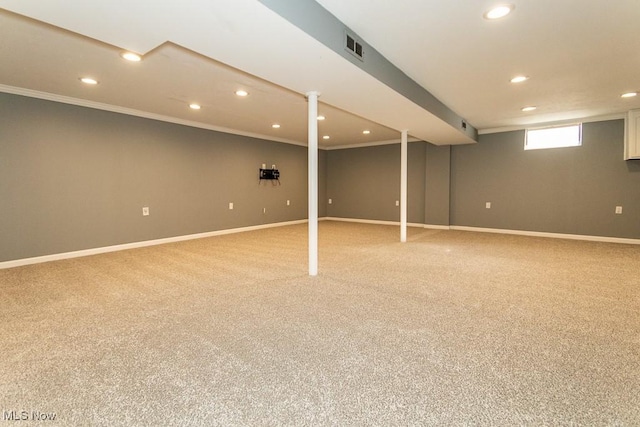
(1, 84, 419, 151)
(424, 224, 451, 230)
(450, 225, 640, 245)
(478, 113, 626, 135)
(323, 137, 421, 150)
(325, 217, 424, 228)
(7, 219, 637, 269)
(320, 218, 640, 244)
(0, 84, 308, 147)
(0, 219, 308, 270)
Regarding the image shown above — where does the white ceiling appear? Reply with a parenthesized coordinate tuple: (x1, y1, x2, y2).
(316, 0, 640, 131)
(1, 0, 639, 147)
(0, 12, 400, 147)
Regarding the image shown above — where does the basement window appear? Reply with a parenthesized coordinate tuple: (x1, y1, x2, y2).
(525, 123, 582, 150)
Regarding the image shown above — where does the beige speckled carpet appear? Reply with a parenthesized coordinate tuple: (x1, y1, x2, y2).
(1, 222, 639, 426)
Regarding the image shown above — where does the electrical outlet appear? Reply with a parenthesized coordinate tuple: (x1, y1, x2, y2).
(485, 202, 491, 209)
(263, 207, 267, 214)
(286, 200, 290, 206)
(229, 202, 234, 210)
(395, 200, 399, 206)
(328, 198, 332, 204)
(615, 206, 623, 214)
(142, 207, 149, 216)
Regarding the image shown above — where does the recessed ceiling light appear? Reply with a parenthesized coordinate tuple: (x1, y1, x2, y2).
(484, 4, 515, 20)
(363, 130, 371, 135)
(317, 115, 325, 121)
(272, 124, 281, 129)
(510, 75, 529, 83)
(235, 90, 249, 97)
(121, 52, 141, 62)
(80, 77, 98, 85)
(323, 135, 330, 140)
(521, 106, 537, 112)
(189, 103, 201, 110)
(621, 92, 638, 98)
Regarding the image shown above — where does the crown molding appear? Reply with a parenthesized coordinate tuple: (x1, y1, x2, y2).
(478, 113, 626, 135)
(0, 84, 308, 147)
(1, 84, 430, 150)
(323, 137, 421, 150)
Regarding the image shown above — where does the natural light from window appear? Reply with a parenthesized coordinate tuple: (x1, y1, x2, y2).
(525, 124, 582, 150)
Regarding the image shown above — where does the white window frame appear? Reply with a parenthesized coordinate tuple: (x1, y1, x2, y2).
(525, 123, 582, 150)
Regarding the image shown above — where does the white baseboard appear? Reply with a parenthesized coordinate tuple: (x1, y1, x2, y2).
(424, 224, 451, 230)
(6, 220, 637, 269)
(450, 225, 640, 245)
(0, 219, 308, 270)
(324, 217, 424, 228)
(320, 218, 640, 244)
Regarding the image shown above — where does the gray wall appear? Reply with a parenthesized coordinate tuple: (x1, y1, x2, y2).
(451, 120, 640, 238)
(3, 92, 638, 263)
(322, 119, 640, 240)
(425, 144, 451, 226)
(326, 142, 426, 223)
(318, 149, 328, 218)
(0, 93, 313, 262)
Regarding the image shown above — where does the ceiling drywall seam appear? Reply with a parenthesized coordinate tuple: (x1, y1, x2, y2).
(259, 0, 478, 143)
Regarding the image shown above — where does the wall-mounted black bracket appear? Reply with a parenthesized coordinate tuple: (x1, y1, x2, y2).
(259, 168, 280, 185)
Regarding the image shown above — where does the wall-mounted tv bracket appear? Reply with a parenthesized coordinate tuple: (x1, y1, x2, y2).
(259, 167, 280, 185)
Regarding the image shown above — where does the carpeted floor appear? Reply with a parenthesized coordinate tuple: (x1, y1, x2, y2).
(1, 222, 639, 426)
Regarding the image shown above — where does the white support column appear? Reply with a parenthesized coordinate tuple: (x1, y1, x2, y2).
(307, 91, 319, 276)
(400, 130, 408, 243)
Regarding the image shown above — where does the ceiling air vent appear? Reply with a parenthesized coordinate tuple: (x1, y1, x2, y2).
(345, 31, 364, 61)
